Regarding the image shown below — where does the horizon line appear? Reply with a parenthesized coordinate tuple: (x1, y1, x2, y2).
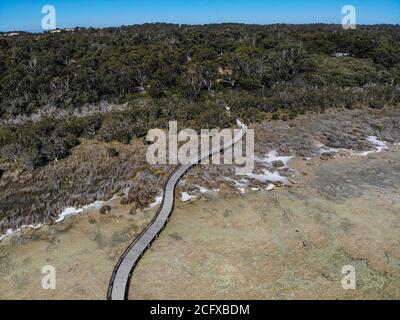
(2, 21, 400, 34)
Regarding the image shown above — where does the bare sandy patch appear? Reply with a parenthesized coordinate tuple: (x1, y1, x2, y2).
(0, 198, 157, 300)
(128, 149, 400, 300)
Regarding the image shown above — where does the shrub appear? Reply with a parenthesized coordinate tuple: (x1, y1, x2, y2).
(107, 147, 119, 157)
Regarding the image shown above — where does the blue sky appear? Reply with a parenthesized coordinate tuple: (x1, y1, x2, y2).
(0, 0, 399, 32)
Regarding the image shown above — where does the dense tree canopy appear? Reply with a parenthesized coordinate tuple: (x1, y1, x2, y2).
(0, 23, 399, 168)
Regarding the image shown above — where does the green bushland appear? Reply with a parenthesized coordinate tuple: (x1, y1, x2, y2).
(0, 23, 399, 168)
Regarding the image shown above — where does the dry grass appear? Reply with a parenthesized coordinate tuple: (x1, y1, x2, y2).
(1, 106, 399, 233)
(0, 138, 171, 232)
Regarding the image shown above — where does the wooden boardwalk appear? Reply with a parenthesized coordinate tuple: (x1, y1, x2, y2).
(107, 123, 247, 300)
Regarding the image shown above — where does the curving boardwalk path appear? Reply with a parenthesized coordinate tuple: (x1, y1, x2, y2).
(107, 122, 247, 300)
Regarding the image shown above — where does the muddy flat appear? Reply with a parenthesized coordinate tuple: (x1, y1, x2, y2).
(128, 148, 400, 300)
(0, 147, 399, 299)
(0, 199, 155, 300)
